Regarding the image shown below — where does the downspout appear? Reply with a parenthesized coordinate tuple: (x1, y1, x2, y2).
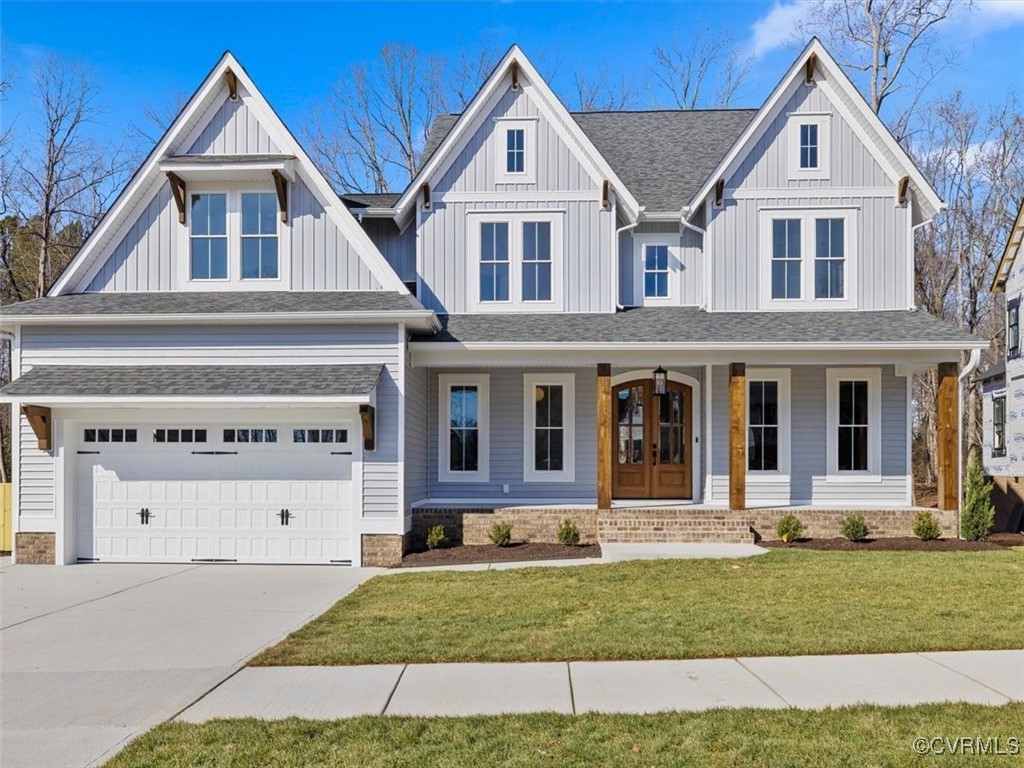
(614, 210, 642, 311)
(957, 347, 982, 538)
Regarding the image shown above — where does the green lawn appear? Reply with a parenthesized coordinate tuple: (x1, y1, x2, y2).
(104, 704, 1024, 768)
(253, 549, 1023, 666)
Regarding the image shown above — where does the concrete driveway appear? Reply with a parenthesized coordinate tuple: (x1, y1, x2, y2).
(0, 559, 376, 768)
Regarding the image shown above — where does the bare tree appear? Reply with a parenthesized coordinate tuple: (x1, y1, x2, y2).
(127, 89, 190, 155)
(13, 54, 127, 296)
(650, 27, 751, 109)
(573, 68, 639, 112)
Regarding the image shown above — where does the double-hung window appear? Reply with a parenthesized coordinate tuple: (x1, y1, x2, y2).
(771, 219, 801, 300)
(644, 244, 670, 299)
(799, 123, 819, 169)
(506, 128, 525, 174)
(1008, 301, 1020, 358)
(190, 193, 228, 279)
(827, 368, 880, 477)
(494, 118, 536, 183)
(992, 395, 1006, 458)
(814, 218, 845, 299)
(480, 222, 510, 302)
(788, 115, 829, 179)
(241, 192, 279, 279)
(522, 222, 552, 301)
(472, 213, 561, 310)
(523, 373, 575, 482)
(438, 374, 490, 482)
(748, 381, 779, 472)
(837, 381, 869, 471)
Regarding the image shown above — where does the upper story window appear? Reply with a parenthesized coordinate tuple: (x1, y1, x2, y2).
(190, 193, 228, 280)
(469, 212, 562, 311)
(438, 374, 490, 483)
(760, 209, 856, 310)
(788, 114, 830, 180)
(241, 193, 279, 279)
(992, 394, 1006, 458)
(493, 118, 537, 183)
(644, 245, 669, 299)
(631, 236, 678, 306)
(1008, 300, 1020, 359)
(826, 368, 880, 478)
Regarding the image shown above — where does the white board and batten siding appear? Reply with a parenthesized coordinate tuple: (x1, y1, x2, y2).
(17, 324, 406, 523)
(709, 364, 909, 506)
(417, 86, 615, 315)
(707, 81, 910, 312)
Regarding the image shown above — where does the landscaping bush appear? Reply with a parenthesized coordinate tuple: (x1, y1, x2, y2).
(841, 515, 870, 542)
(961, 452, 995, 541)
(557, 518, 581, 547)
(776, 514, 804, 543)
(913, 511, 941, 541)
(489, 521, 513, 547)
(425, 525, 447, 550)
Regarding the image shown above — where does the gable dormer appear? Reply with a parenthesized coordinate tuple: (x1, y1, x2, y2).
(53, 54, 406, 296)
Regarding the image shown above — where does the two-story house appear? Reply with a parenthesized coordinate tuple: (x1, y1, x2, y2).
(981, 198, 1024, 531)
(0, 39, 985, 566)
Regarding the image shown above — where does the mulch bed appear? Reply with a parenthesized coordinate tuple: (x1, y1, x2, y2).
(762, 536, 1014, 551)
(397, 542, 602, 567)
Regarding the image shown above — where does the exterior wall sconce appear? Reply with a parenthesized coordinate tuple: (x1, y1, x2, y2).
(652, 366, 668, 396)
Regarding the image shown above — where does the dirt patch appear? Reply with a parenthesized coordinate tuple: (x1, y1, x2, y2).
(988, 532, 1024, 547)
(397, 542, 602, 567)
(762, 536, 1008, 551)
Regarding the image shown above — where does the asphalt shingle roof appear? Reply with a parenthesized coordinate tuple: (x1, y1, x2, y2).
(1, 364, 383, 397)
(413, 307, 983, 347)
(420, 109, 757, 213)
(340, 193, 401, 209)
(0, 291, 428, 317)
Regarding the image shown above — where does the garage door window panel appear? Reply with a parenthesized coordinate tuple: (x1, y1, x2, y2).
(84, 428, 138, 443)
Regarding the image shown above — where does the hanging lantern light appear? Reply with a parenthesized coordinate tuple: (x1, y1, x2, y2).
(652, 366, 668, 396)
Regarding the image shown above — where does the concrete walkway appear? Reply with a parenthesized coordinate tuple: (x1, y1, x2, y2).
(1, 563, 378, 768)
(179, 649, 1024, 721)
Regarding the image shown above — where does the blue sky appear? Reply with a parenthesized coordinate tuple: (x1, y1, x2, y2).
(3, 0, 1023, 161)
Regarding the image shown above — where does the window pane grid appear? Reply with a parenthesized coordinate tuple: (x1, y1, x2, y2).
(480, 222, 510, 302)
(643, 244, 669, 298)
(506, 128, 525, 173)
(533, 384, 564, 472)
(241, 192, 279, 279)
(449, 385, 479, 472)
(771, 219, 801, 299)
(800, 123, 819, 169)
(190, 194, 227, 280)
(837, 380, 869, 471)
(748, 381, 779, 471)
(814, 218, 845, 299)
(522, 221, 552, 301)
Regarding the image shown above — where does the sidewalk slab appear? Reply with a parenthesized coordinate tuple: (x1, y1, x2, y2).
(919, 650, 1024, 701)
(179, 666, 405, 722)
(600, 543, 767, 562)
(385, 663, 573, 716)
(571, 659, 787, 714)
(740, 653, 1012, 709)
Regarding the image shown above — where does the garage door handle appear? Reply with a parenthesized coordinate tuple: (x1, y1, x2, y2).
(137, 508, 153, 525)
(330, 451, 352, 455)
(278, 509, 293, 526)
(191, 451, 238, 455)
(78, 450, 101, 455)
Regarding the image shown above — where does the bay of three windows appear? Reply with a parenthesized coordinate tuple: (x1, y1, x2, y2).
(190, 192, 278, 280)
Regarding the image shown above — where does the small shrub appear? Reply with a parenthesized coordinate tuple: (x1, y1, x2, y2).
(425, 525, 447, 550)
(961, 452, 995, 541)
(841, 514, 870, 542)
(913, 511, 941, 541)
(776, 514, 803, 543)
(489, 521, 512, 547)
(557, 518, 581, 547)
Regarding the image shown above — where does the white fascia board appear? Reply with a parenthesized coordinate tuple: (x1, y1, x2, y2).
(409, 340, 988, 353)
(684, 38, 944, 220)
(156, 157, 297, 179)
(1, 395, 372, 406)
(393, 45, 641, 226)
(0, 310, 440, 330)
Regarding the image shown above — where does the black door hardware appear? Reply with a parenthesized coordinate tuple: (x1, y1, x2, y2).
(137, 508, 153, 525)
(330, 451, 352, 455)
(77, 450, 101, 455)
(278, 508, 292, 526)
(191, 450, 238, 455)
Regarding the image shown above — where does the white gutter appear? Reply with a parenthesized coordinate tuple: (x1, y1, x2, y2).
(614, 213, 642, 310)
(0, 394, 374, 406)
(957, 347, 982, 538)
(407, 340, 989, 352)
(0, 310, 440, 331)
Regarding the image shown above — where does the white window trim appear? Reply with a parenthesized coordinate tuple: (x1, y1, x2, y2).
(632, 234, 680, 307)
(438, 374, 490, 484)
(493, 117, 538, 184)
(758, 207, 858, 310)
(466, 210, 564, 312)
(177, 181, 290, 292)
(825, 367, 882, 482)
(746, 368, 791, 480)
(787, 113, 831, 180)
(522, 373, 576, 483)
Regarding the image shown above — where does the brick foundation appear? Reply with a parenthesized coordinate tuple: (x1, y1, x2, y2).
(361, 534, 408, 567)
(412, 508, 598, 546)
(15, 532, 56, 564)
(747, 508, 958, 541)
(598, 510, 754, 543)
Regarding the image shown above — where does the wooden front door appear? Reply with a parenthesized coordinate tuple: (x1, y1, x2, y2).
(612, 380, 692, 499)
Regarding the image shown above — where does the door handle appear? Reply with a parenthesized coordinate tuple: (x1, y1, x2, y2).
(278, 509, 292, 526)
(137, 508, 152, 525)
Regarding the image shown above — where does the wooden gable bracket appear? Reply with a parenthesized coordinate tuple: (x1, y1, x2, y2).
(805, 53, 818, 84)
(166, 172, 187, 224)
(714, 178, 725, 207)
(511, 61, 520, 91)
(897, 175, 910, 206)
(22, 405, 52, 452)
(225, 68, 239, 101)
(271, 169, 288, 223)
(358, 404, 376, 452)
(601, 180, 610, 209)
(421, 181, 431, 210)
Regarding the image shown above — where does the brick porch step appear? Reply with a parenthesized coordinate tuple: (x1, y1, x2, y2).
(598, 511, 755, 544)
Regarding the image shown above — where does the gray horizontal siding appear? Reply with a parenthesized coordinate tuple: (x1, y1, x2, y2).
(18, 415, 54, 520)
(404, 361, 429, 508)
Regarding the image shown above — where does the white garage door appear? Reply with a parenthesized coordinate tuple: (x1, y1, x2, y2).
(75, 423, 356, 564)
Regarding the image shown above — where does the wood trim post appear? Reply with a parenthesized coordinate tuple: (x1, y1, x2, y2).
(728, 363, 746, 511)
(271, 169, 288, 223)
(597, 363, 612, 510)
(22, 405, 52, 452)
(936, 362, 959, 511)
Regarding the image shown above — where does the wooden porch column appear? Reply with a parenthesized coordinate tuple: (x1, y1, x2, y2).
(728, 363, 746, 511)
(597, 363, 612, 510)
(936, 362, 959, 511)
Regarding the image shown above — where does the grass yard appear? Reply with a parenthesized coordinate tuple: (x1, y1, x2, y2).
(253, 549, 1023, 666)
(103, 704, 1024, 768)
